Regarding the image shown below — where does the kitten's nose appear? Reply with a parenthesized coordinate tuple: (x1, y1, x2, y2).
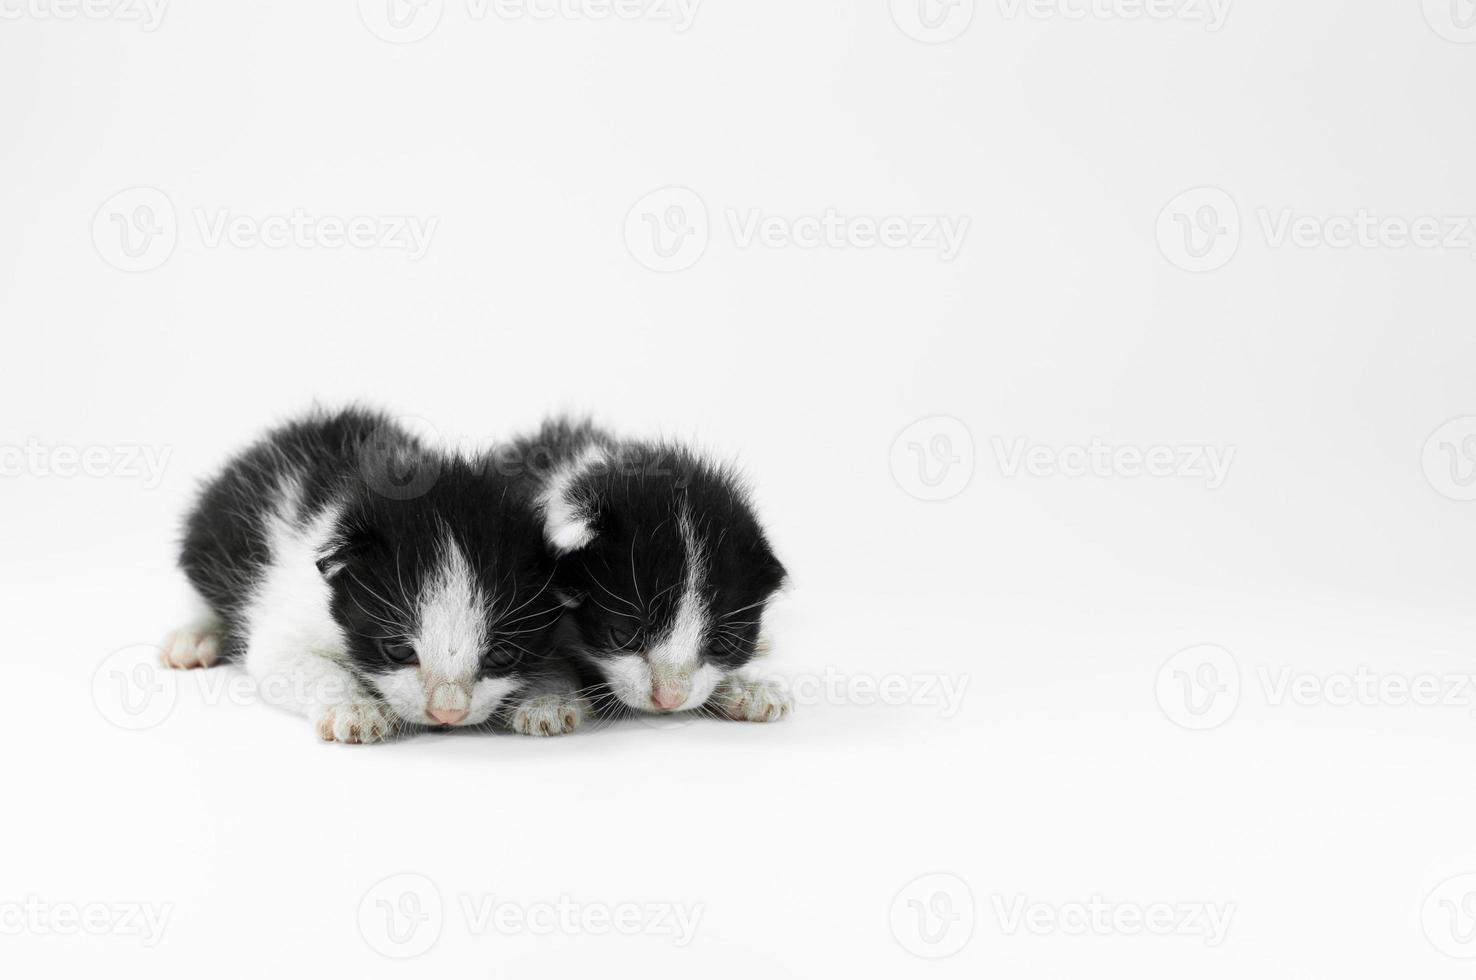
(427, 707, 468, 726)
(651, 689, 685, 711)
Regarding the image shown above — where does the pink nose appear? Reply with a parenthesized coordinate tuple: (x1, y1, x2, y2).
(651, 689, 685, 711)
(427, 707, 468, 726)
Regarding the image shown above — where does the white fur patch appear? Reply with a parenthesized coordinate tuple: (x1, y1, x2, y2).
(602, 508, 725, 713)
(412, 534, 487, 682)
(241, 482, 350, 676)
(646, 509, 710, 675)
(538, 444, 608, 554)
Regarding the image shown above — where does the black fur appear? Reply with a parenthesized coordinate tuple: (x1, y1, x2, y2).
(179, 408, 564, 687)
(500, 417, 787, 674)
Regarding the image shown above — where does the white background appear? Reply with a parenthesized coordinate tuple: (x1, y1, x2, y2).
(3, 0, 1476, 976)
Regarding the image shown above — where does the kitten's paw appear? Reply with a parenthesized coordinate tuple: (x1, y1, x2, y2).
(509, 694, 588, 737)
(160, 625, 222, 669)
(314, 700, 394, 744)
(713, 677, 792, 723)
(754, 632, 775, 657)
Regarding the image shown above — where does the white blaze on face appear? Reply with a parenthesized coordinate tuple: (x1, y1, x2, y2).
(605, 508, 726, 712)
(369, 533, 520, 725)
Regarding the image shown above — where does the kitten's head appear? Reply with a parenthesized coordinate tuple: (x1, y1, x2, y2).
(537, 442, 786, 713)
(316, 458, 562, 728)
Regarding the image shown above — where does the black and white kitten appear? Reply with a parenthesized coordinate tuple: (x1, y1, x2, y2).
(167, 408, 574, 743)
(498, 418, 792, 724)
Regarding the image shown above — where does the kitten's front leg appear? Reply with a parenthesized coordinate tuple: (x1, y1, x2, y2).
(244, 639, 396, 744)
(710, 671, 793, 723)
(503, 670, 590, 737)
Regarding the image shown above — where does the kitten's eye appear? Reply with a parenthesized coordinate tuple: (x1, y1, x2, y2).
(482, 646, 518, 668)
(605, 625, 637, 650)
(378, 639, 418, 665)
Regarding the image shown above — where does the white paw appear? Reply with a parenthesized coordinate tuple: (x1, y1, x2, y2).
(160, 625, 222, 669)
(314, 700, 395, 744)
(754, 632, 774, 657)
(713, 677, 792, 723)
(509, 694, 588, 737)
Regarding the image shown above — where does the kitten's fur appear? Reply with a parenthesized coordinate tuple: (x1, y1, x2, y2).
(168, 408, 570, 742)
(496, 418, 792, 723)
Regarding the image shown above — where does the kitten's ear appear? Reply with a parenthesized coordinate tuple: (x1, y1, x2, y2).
(539, 450, 609, 555)
(315, 519, 380, 580)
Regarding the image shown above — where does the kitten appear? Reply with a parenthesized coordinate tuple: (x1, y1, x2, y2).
(497, 418, 792, 724)
(166, 408, 573, 742)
